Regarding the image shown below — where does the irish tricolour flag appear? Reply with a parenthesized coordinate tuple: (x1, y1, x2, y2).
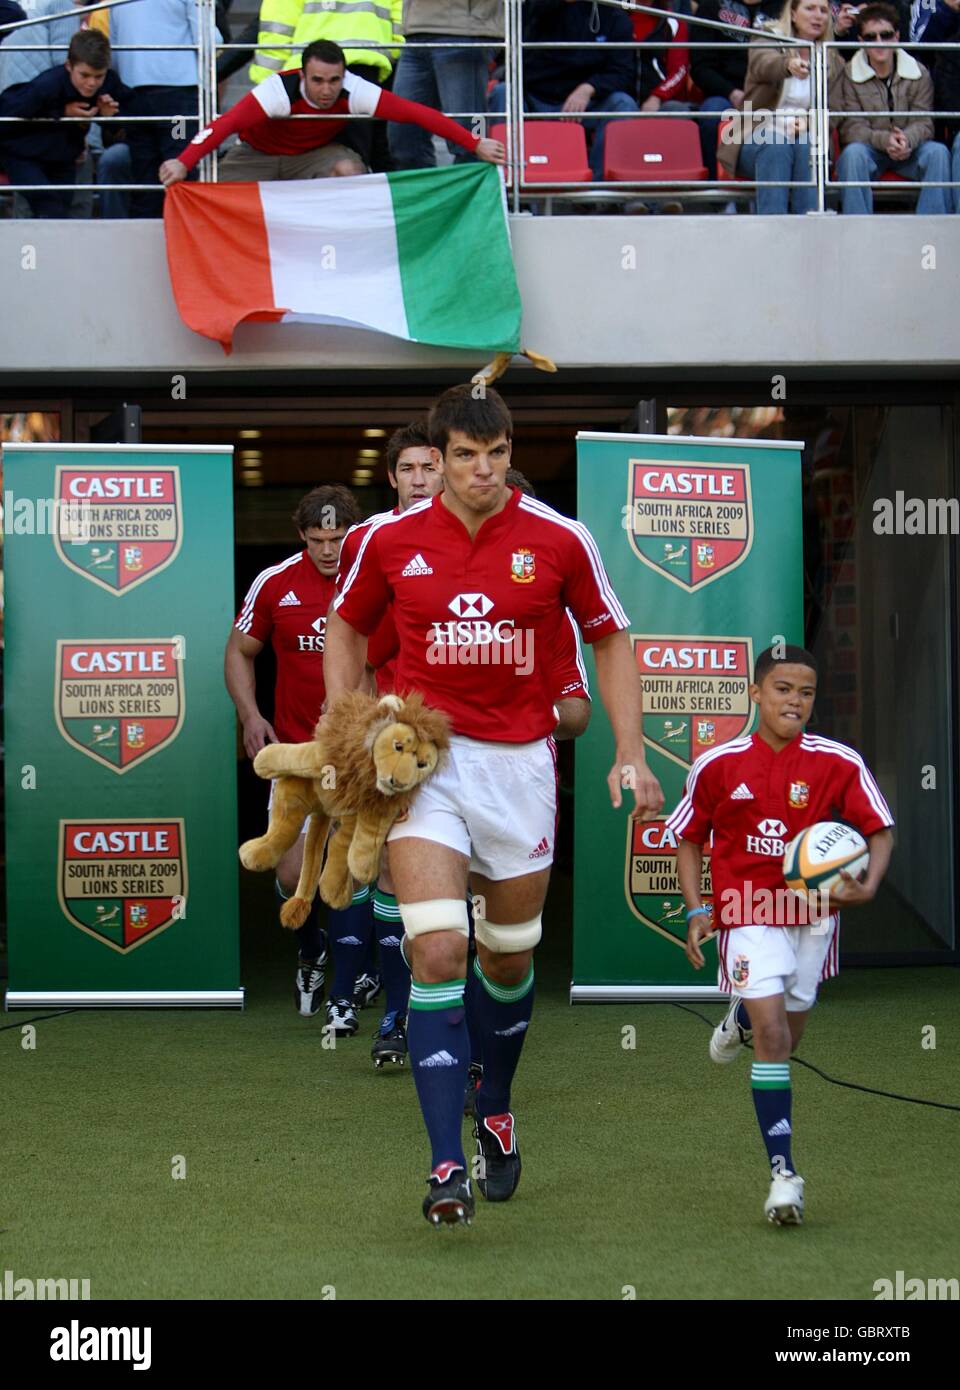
(164, 163, 522, 356)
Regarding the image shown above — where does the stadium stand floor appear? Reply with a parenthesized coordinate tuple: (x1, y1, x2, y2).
(2, 870, 958, 1301)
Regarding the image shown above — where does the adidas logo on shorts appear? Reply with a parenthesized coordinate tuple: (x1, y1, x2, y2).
(767, 1118, 792, 1137)
(338, 935, 362, 945)
(278, 590, 300, 607)
(419, 1050, 458, 1068)
(528, 836, 549, 860)
(402, 553, 433, 577)
(731, 783, 754, 800)
(379, 935, 402, 947)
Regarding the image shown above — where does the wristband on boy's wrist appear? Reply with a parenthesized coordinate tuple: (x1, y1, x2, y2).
(685, 905, 712, 923)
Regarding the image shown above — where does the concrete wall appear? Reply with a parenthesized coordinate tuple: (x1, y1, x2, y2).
(1, 215, 957, 376)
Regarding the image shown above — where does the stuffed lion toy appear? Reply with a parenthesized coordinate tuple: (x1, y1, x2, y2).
(239, 690, 449, 927)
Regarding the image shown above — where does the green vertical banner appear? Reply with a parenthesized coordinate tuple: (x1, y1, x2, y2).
(573, 433, 803, 1000)
(3, 445, 242, 1007)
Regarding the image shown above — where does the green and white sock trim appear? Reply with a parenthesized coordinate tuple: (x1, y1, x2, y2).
(409, 978, 466, 1012)
(351, 884, 371, 905)
(474, 957, 534, 1004)
(373, 889, 402, 921)
(751, 1061, 791, 1090)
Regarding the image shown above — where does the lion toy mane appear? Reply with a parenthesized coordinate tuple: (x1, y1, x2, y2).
(238, 690, 449, 927)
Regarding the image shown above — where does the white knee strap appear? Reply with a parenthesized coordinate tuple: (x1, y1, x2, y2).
(474, 914, 543, 954)
(400, 898, 470, 939)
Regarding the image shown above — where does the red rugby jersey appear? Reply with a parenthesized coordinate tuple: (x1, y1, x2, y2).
(665, 731, 894, 927)
(334, 488, 624, 741)
(178, 68, 480, 172)
(235, 550, 335, 742)
(337, 509, 399, 692)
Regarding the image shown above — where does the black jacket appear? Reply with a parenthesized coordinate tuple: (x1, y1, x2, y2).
(0, 65, 128, 162)
(523, 0, 637, 105)
(690, 0, 782, 99)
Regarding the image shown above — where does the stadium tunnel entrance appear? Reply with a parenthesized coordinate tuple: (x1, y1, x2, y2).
(1, 372, 957, 969)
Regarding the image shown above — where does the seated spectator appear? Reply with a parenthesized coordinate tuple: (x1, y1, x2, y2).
(0, 0, 26, 44)
(487, 0, 638, 181)
(917, 0, 960, 200)
(389, 0, 501, 170)
(0, 28, 126, 217)
(689, 0, 784, 181)
(909, 0, 947, 40)
(718, 0, 843, 212)
(635, 2, 695, 114)
(159, 38, 504, 187)
(837, 3, 950, 214)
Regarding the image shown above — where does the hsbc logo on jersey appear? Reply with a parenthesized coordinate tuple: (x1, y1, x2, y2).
(745, 818, 788, 857)
(448, 593, 494, 618)
(428, 593, 533, 676)
(297, 615, 326, 652)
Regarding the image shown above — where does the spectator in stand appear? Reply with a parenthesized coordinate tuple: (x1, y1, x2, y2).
(488, 0, 638, 181)
(0, 0, 85, 96)
(837, 3, 950, 212)
(0, 1, 26, 46)
(718, 0, 844, 212)
(109, 0, 201, 218)
(0, 28, 126, 216)
(159, 38, 504, 185)
(635, 2, 695, 114)
(917, 0, 960, 200)
(909, 0, 947, 40)
(690, 0, 784, 181)
(389, 0, 500, 170)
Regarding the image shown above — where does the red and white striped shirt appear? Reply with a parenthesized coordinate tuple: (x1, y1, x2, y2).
(665, 731, 894, 927)
(178, 68, 480, 172)
(334, 488, 622, 741)
(235, 550, 335, 742)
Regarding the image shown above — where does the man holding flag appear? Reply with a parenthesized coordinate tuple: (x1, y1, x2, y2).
(159, 38, 503, 186)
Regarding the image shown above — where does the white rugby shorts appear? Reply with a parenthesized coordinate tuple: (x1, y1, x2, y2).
(387, 733, 558, 880)
(717, 917, 839, 1011)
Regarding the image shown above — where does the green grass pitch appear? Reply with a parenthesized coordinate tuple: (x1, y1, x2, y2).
(2, 871, 958, 1301)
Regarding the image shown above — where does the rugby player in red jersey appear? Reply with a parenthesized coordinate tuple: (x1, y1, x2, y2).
(325, 385, 663, 1226)
(668, 645, 894, 1226)
(225, 483, 374, 1025)
(335, 421, 444, 1055)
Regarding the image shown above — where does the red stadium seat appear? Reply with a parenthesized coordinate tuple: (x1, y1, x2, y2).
(489, 121, 591, 183)
(603, 118, 707, 182)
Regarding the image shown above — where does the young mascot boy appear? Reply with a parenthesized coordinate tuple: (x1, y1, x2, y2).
(667, 644, 894, 1226)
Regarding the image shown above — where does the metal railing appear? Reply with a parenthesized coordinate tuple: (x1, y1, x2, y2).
(1, 0, 959, 212)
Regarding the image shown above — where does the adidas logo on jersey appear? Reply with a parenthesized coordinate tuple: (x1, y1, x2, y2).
(278, 590, 300, 607)
(402, 553, 433, 577)
(528, 836, 549, 860)
(419, 1050, 458, 1068)
(731, 783, 754, 800)
(379, 935, 402, 947)
(495, 1020, 529, 1038)
(338, 935, 362, 946)
(767, 1119, 792, 1137)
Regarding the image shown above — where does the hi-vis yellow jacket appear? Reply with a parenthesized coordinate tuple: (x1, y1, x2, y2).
(250, 0, 403, 86)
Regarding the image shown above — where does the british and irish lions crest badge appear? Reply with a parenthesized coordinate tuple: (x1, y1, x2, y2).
(510, 548, 536, 583)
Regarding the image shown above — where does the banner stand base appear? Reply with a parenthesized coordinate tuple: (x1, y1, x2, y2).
(570, 984, 728, 1003)
(5, 990, 245, 1009)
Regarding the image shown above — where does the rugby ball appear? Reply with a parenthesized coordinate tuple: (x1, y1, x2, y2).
(783, 821, 868, 903)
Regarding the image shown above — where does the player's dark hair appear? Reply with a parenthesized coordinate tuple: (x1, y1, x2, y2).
(505, 467, 536, 498)
(68, 29, 110, 69)
(301, 39, 346, 70)
(293, 484, 361, 533)
(428, 384, 513, 456)
(856, 3, 900, 35)
(385, 420, 431, 480)
(754, 644, 818, 684)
